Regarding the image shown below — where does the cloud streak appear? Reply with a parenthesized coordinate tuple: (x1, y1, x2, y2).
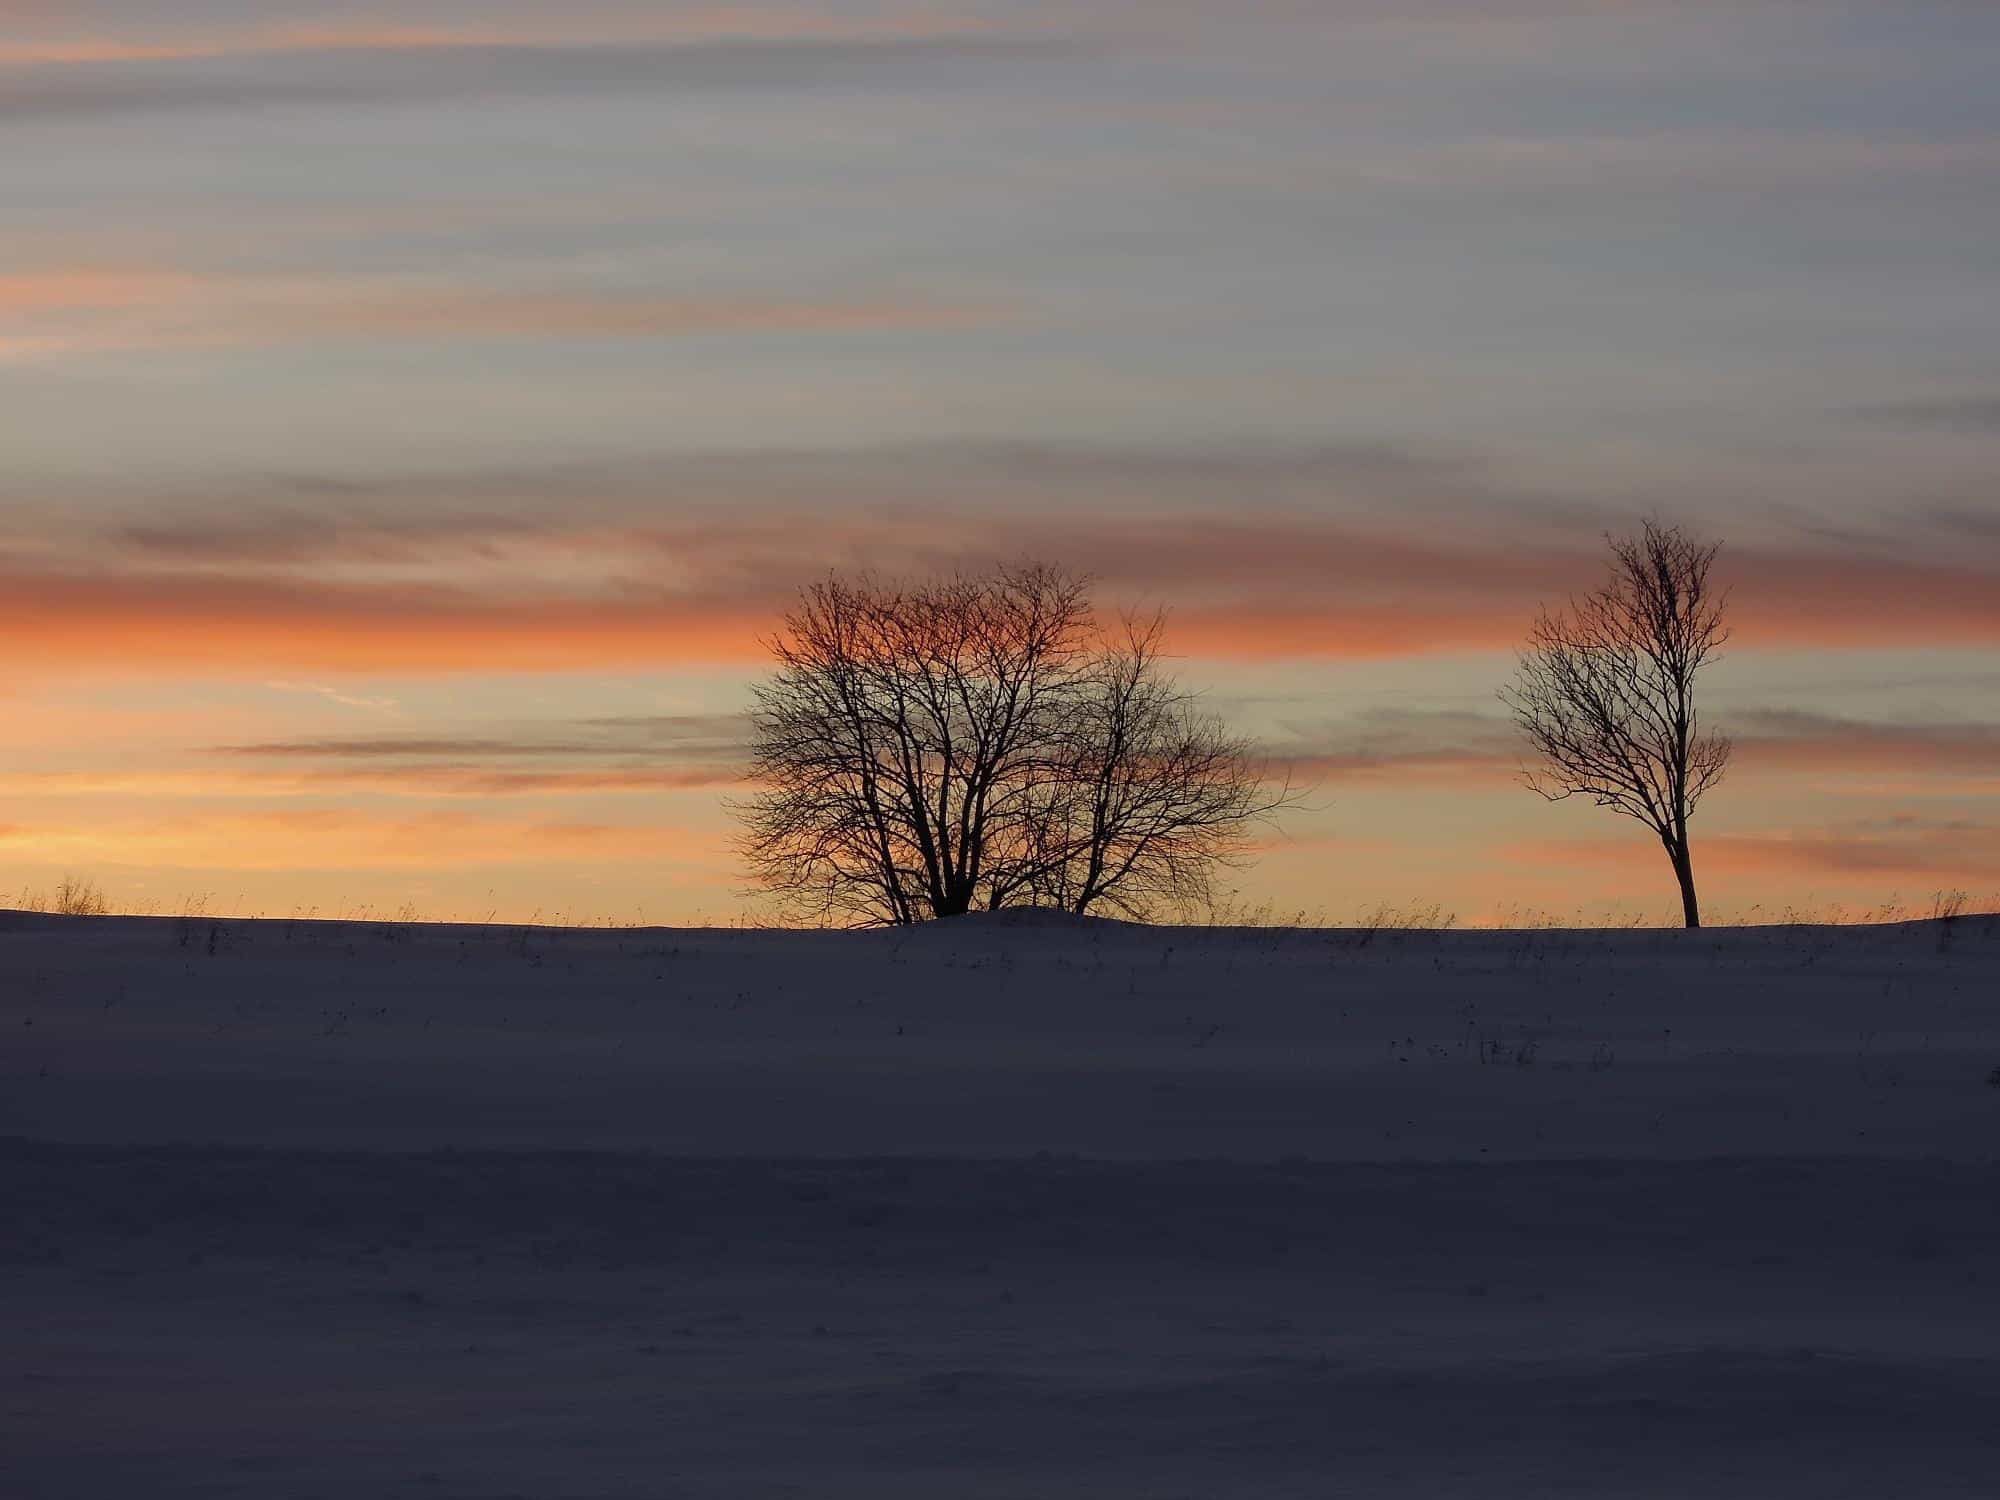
(208, 713, 748, 784)
(1731, 709, 2000, 779)
(6, 472, 2000, 674)
(215, 713, 746, 761)
(0, 267, 989, 361)
(1277, 706, 2000, 786)
(0, 34, 1080, 120)
(0, 8, 1022, 68)
(1850, 398, 2000, 434)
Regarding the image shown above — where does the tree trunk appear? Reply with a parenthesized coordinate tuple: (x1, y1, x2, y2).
(1668, 838, 1701, 929)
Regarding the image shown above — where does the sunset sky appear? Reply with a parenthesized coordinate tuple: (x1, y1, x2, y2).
(4, 0, 1998, 924)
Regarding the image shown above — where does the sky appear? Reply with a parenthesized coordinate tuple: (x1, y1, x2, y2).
(3, 0, 1998, 925)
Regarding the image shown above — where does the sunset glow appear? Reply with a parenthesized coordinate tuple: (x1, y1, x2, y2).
(5, 1, 1997, 924)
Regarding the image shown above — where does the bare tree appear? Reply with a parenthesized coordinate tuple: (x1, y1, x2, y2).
(734, 566, 1288, 924)
(1503, 519, 1731, 928)
(1026, 614, 1292, 918)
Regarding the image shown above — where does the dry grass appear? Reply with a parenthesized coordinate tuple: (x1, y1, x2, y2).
(5, 873, 1995, 934)
(14, 874, 109, 917)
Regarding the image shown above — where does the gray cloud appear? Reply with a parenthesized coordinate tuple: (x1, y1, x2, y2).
(1263, 705, 2000, 784)
(85, 438, 1590, 567)
(1729, 708, 2000, 776)
(1926, 506, 2000, 541)
(115, 509, 548, 565)
(1267, 708, 1520, 778)
(215, 713, 749, 763)
(1847, 398, 2000, 433)
(206, 714, 752, 796)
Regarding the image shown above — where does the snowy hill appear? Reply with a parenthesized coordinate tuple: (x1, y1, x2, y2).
(5, 913, 1998, 1495)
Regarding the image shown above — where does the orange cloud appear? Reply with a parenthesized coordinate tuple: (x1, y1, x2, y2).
(0, 268, 200, 314)
(0, 564, 1534, 673)
(1729, 551, 2000, 652)
(0, 268, 215, 359)
(6, 498, 2000, 676)
(0, 808, 717, 871)
(0, 568, 771, 672)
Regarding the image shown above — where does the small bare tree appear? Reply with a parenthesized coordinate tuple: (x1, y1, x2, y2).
(1503, 519, 1731, 928)
(735, 566, 1289, 924)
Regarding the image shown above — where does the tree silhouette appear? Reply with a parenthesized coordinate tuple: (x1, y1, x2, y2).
(1504, 520, 1731, 928)
(1024, 613, 1284, 919)
(735, 564, 1288, 924)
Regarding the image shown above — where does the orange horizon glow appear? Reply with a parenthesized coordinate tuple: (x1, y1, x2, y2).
(5, 568, 1998, 678)
(1506, 830, 2000, 891)
(0, 807, 722, 873)
(4, 1, 1997, 930)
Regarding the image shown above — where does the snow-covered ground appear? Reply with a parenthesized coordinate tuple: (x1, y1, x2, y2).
(5, 911, 1998, 1496)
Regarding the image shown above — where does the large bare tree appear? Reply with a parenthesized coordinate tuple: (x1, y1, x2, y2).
(1503, 520, 1732, 928)
(735, 565, 1288, 924)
